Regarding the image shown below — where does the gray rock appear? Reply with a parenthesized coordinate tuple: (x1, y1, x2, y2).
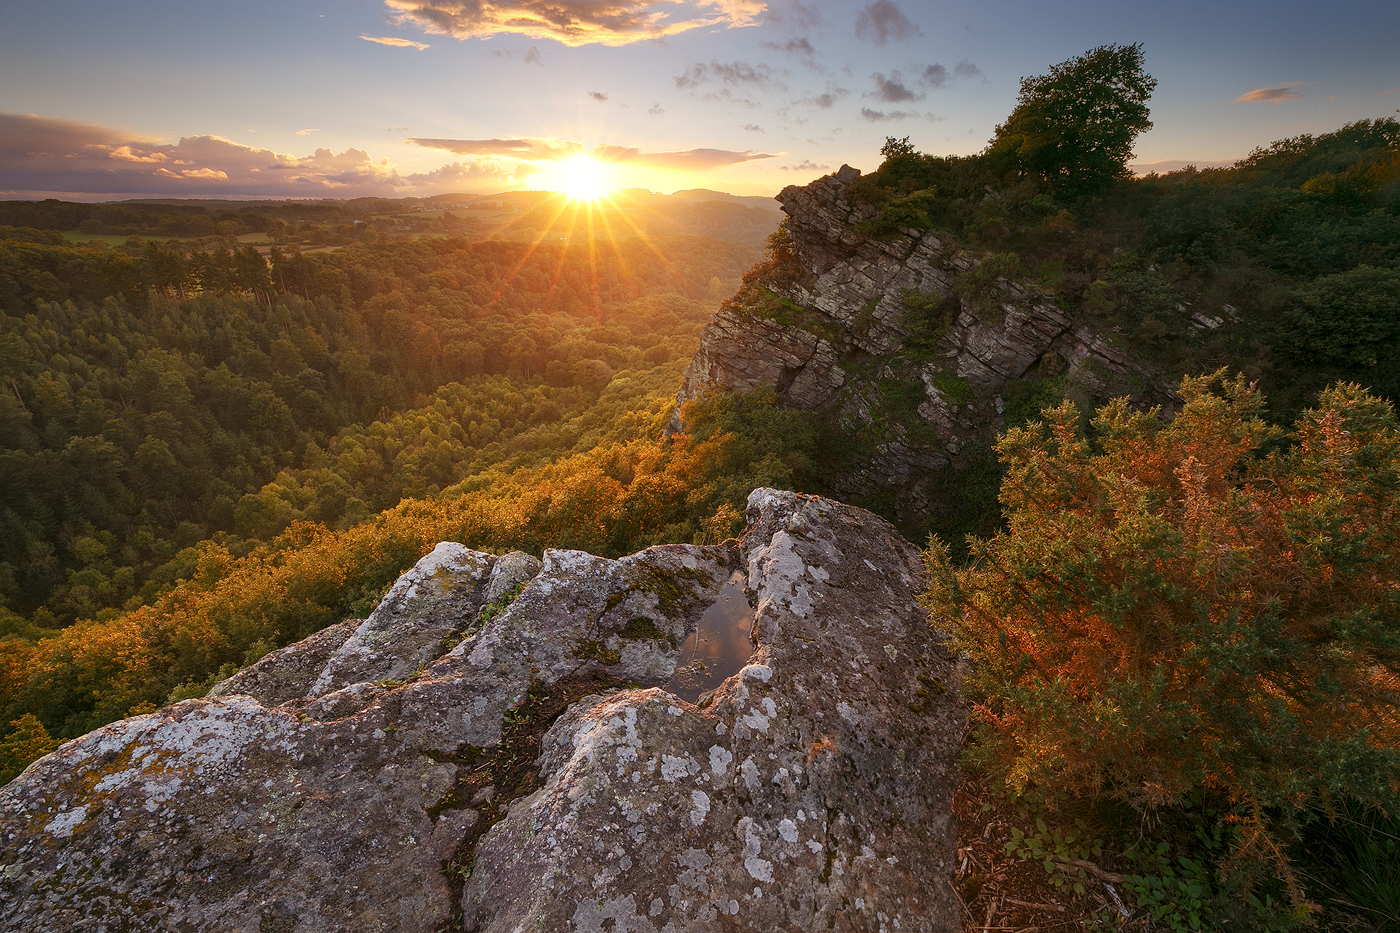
(673, 164, 1172, 527)
(309, 542, 498, 696)
(0, 490, 963, 933)
(463, 488, 964, 933)
(482, 550, 542, 606)
(207, 618, 360, 706)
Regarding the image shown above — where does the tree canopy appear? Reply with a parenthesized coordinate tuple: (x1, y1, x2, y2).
(990, 43, 1157, 195)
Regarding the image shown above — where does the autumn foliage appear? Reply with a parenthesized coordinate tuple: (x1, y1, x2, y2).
(924, 374, 1400, 829)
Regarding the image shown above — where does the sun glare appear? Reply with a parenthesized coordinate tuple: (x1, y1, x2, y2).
(553, 154, 615, 202)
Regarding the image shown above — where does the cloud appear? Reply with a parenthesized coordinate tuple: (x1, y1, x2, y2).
(649, 103, 665, 116)
(588, 90, 610, 102)
(860, 107, 913, 122)
(764, 0, 821, 31)
(1378, 87, 1399, 96)
(417, 160, 528, 185)
(407, 134, 776, 171)
(920, 64, 950, 88)
(675, 60, 782, 91)
(795, 82, 850, 109)
(525, 46, 543, 66)
(382, 0, 765, 47)
(853, 0, 919, 44)
(593, 146, 778, 170)
(760, 36, 816, 58)
(296, 128, 319, 136)
(781, 159, 829, 172)
(743, 123, 764, 132)
(869, 71, 922, 103)
(0, 112, 522, 198)
(1234, 83, 1308, 103)
(913, 59, 980, 90)
(360, 35, 430, 50)
(109, 145, 166, 163)
(407, 137, 584, 159)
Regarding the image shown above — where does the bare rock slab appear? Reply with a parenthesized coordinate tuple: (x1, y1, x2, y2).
(0, 489, 963, 932)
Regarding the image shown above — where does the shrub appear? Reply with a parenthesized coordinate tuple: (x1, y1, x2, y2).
(923, 372, 1400, 892)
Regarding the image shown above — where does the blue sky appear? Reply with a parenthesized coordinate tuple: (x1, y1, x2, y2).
(1, 0, 1397, 199)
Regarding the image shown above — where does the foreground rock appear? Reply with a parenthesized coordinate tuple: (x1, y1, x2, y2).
(0, 490, 964, 932)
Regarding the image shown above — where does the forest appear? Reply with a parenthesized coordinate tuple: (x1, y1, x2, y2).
(2, 44, 1399, 930)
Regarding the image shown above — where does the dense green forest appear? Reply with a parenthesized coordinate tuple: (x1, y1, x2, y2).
(1, 44, 1398, 926)
(0, 226, 757, 634)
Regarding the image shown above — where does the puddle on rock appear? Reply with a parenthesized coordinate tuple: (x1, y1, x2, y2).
(663, 572, 755, 704)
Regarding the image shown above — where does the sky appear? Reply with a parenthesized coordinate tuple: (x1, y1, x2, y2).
(1, 0, 1397, 201)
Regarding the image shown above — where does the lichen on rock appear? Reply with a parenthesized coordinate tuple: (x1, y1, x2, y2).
(0, 489, 964, 932)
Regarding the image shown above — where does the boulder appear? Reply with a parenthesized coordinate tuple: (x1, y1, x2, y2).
(0, 490, 964, 932)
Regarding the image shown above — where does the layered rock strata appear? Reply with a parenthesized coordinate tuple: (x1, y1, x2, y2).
(0, 489, 964, 933)
(674, 165, 1169, 524)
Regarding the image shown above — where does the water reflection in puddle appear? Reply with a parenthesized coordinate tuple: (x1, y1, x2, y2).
(664, 572, 755, 704)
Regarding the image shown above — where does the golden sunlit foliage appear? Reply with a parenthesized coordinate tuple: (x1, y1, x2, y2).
(924, 373, 1400, 892)
(0, 388, 820, 740)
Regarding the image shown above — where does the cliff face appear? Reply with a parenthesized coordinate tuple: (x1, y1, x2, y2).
(1, 489, 964, 933)
(675, 165, 1169, 526)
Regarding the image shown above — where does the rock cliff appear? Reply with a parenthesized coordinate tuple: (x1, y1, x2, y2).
(0, 489, 965, 933)
(674, 165, 1171, 526)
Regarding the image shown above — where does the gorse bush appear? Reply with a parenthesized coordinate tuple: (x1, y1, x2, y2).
(923, 372, 1400, 894)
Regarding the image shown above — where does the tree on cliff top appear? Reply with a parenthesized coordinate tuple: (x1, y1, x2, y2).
(990, 43, 1157, 195)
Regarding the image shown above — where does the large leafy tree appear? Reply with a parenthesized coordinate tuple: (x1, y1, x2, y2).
(990, 43, 1157, 195)
(924, 373, 1400, 883)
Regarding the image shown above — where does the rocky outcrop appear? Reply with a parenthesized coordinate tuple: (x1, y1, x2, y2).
(673, 165, 1169, 526)
(0, 489, 964, 933)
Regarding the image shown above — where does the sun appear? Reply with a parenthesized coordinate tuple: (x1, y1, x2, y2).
(552, 154, 615, 202)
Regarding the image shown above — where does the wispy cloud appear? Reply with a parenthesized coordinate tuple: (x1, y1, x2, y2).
(853, 0, 919, 45)
(360, 35, 430, 50)
(407, 137, 583, 159)
(1234, 82, 1308, 103)
(764, 0, 821, 31)
(1379, 87, 1400, 96)
(383, 0, 764, 47)
(675, 60, 784, 91)
(296, 128, 319, 136)
(793, 82, 850, 110)
(588, 90, 610, 102)
(761, 36, 815, 57)
(409, 134, 777, 171)
(594, 145, 779, 170)
(860, 107, 913, 122)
